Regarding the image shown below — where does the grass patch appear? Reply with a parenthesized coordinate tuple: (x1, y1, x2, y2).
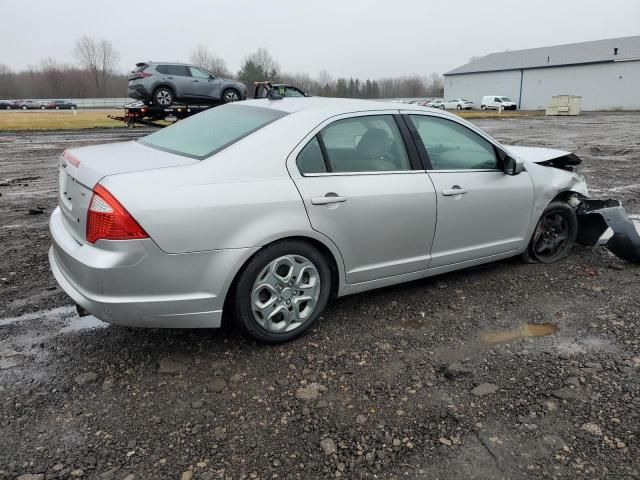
(456, 110, 545, 119)
(0, 109, 124, 131)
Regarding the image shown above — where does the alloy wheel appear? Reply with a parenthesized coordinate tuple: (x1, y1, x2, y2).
(224, 90, 239, 103)
(250, 255, 321, 334)
(156, 90, 172, 106)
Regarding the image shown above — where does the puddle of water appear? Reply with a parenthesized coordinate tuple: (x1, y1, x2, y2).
(481, 323, 559, 345)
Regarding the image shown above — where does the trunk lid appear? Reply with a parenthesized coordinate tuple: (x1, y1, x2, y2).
(58, 141, 197, 243)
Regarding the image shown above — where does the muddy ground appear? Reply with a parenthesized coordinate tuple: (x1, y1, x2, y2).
(0, 113, 639, 480)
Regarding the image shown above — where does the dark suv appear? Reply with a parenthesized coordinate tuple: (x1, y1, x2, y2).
(128, 62, 247, 107)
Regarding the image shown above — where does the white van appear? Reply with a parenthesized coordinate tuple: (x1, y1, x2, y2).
(481, 96, 517, 110)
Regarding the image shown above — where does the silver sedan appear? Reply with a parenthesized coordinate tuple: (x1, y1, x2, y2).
(49, 98, 589, 343)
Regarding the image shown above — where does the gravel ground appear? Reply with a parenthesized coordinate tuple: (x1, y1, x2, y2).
(0, 113, 639, 480)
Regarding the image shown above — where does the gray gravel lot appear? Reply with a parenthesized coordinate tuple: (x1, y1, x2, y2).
(0, 113, 639, 480)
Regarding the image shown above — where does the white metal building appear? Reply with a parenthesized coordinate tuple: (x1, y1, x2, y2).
(444, 36, 640, 111)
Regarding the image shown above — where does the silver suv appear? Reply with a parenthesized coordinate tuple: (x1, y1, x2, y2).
(127, 62, 247, 106)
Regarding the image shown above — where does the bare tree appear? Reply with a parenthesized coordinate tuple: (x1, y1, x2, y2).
(73, 35, 100, 90)
(246, 48, 280, 77)
(190, 44, 229, 76)
(99, 39, 120, 94)
(73, 36, 120, 95)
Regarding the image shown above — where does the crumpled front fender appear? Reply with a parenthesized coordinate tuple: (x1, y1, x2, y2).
(576, 199, 640, 263)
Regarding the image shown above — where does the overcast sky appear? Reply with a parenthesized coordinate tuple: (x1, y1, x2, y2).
(1, 0, 639, 78)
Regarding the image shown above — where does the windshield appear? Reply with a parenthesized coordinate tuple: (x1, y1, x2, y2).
(139, 105, 288, 159)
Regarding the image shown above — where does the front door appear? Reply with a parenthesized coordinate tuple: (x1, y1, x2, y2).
(290, 113, 437, 284)
(406, 113, 534, 267)
(187, 67, 217, 101)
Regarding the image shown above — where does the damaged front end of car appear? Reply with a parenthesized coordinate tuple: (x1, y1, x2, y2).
(505, 145, 640, 264)
(576, 199, 640, 263)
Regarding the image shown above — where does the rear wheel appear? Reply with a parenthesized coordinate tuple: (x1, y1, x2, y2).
(222, 89, 240, 103)
(40, 105, 45, 110)
(524, 201, 578, 263)
(21, 105, 27, 110)
(234, 240, 331, 343)
(153, 87, 174, 106)
(481, 105, 487, 110)
(55, 106, 60, 110)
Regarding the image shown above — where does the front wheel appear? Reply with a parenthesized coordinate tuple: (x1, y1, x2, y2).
(40, 105, 45, 110)
(456, 104, 462, 110)
(21, 105, 27, 110)
(234, 241, 331, 343)
(481, 105, 487, 110)
(524, 201, 578, 264)
(222, 89, 240, 103)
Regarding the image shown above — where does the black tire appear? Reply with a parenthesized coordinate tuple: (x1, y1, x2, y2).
(222, 88, 240, 103)
(55, 106, 60, 110)
(234, 240, 331, 344)
(481, 105, 487, 110)
(40, 105, 45, 110)
(523, 201, 578, 264)
(440, 105, 445, 110)
(21, 105, 27, 110)
(456, 104, 462, 110)
(153, 87, 174, 107)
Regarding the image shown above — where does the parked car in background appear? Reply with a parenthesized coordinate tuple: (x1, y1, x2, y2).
(46, 100, 77, 110)
(427, 99, 445, 109)
(481, 96, 517, 110)
(0, 100, 12, 109)
(254, 83, 309, 99)
(14, 100, 45, 110)
(127, 62, 247, 107)
(50, 97, 591, 344)
(444, 99, 474, 110)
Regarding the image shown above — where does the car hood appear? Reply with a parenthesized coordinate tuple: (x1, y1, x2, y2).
(504, 145, 573, 163)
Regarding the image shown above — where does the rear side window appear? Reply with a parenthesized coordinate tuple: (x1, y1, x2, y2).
(168, 65, 190, 76)
(320, 115, 410, 173)
(409, 115, 498, 170)
(155, 65, 169, 74)
(139, 105, 288, 159)
(297, 137, 326, 174)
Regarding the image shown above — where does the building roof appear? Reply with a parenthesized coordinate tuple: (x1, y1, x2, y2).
(445, 35, 640, 76)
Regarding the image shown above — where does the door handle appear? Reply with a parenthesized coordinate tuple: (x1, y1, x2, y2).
(442, 187, 468, 196)
(311, 195, 347, 205)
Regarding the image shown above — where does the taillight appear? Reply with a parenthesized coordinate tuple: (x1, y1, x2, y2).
(86, 185, 148, 244)
(134, 71, 152, 78)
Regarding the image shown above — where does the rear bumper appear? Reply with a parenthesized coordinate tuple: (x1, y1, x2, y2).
(127, 84, 148, 101)
(49, 207, 257, 328)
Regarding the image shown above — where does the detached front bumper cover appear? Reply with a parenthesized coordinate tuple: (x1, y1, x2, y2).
(576, 199, 640, 263)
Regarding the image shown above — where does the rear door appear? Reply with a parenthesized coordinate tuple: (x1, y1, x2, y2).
(289, 112, 437, 284)
(165, 65, 192, 97)
(405, 112, 534, 267)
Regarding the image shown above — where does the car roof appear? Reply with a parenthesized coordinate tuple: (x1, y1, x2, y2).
(236, 97, 460, 118)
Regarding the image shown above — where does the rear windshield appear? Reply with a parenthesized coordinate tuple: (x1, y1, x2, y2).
(139, 105, 288, 159)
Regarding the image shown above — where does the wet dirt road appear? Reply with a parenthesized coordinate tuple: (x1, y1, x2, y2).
(1, 114, 639, 479)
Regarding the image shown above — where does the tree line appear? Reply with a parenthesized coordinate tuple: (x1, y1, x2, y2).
(0, 39, 444, 100)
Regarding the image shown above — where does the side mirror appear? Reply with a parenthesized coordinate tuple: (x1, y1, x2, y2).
(503, 155, 524, 175)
